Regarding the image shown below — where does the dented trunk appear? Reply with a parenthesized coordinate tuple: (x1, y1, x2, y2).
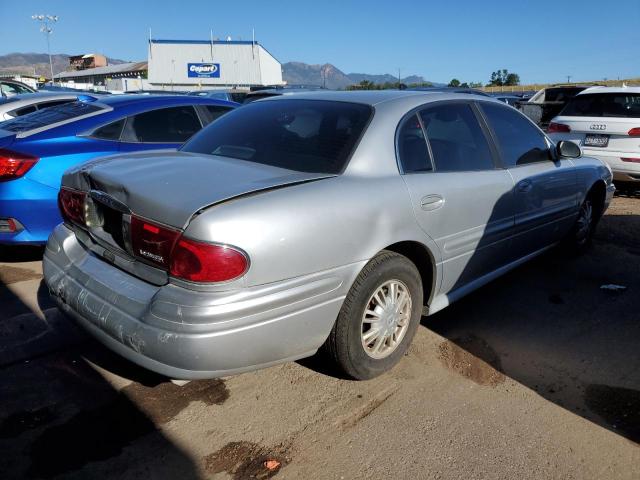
(62, 150, 335, 229)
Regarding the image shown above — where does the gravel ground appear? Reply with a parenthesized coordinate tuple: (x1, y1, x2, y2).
(0, 194, 638, 480)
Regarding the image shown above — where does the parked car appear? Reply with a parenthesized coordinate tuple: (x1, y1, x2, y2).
(0, 79, 37, 98)
(548, 86, 640, 186)
(0, 95, 237, 244)
(189, 89, 248, 103)
(519, 85, 593, 129)
(0, 92, 90, 121)
(43, 90, 614, 381)
(492, 95, 521, 107)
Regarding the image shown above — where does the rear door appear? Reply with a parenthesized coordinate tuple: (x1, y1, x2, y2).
(118, 105, 204, 152)
(399, 101, 515, 294)
(479, 101, 578, 255)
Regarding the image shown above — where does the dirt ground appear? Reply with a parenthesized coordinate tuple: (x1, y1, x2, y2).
(1, 193, 638, 480)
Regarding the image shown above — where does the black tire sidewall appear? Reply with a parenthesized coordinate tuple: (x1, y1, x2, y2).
(338, 253, 423, 380)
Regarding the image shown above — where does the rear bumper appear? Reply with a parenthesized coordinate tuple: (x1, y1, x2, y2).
(0, 177, 60, 244)
(582, 148, 640, 183)
(43, 224, 358, 379)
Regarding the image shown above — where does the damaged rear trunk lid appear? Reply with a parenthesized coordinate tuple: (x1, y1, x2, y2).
(63, 150, 335, 229)
(62, 151, 334, 285)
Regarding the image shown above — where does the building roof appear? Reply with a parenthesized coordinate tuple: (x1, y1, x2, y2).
(150, 38, 259, 45)
(54, 61, 147, 79)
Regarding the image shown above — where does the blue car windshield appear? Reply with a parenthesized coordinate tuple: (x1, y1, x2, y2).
(181, 99, 373, 174)
(0, 101, 104, 133)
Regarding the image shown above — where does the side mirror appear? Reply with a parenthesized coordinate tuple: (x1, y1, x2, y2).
(556, 140, 581, 159)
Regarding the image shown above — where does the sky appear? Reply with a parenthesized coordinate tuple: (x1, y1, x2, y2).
(1, 0, 638, 85)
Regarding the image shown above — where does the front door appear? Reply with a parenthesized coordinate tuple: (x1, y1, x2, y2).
(478, 101, 578, 255)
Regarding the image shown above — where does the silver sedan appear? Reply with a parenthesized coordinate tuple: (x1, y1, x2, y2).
(43, 90, 615, 380)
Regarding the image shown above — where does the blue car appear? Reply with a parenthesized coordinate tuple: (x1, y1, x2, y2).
(0, 95, 237, 244)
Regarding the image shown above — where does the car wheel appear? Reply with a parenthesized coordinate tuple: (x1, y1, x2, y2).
(324, 250, 423, 380)
(565, 195, 598, 253)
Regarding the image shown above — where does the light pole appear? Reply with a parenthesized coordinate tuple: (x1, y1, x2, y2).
(31, 14, 58, 85)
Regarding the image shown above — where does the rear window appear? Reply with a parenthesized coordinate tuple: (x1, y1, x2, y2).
(0, 101, 104, 133)
(544, 87, 586, 103)
(181, 99, 372, 174)
(560, 93, 640, 118)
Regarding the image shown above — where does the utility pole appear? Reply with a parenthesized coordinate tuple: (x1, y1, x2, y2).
(398, 68, 401, 87)
(32, 14, 58, 85)
(566, 75, 572, 84)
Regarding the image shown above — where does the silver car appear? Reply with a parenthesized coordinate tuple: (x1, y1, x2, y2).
(0, 92, 83, 121)
(43, 91, 615, 380)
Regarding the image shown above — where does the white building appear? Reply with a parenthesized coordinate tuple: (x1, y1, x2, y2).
(147, 39, 284, 90)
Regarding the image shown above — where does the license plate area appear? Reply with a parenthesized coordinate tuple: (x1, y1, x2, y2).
(584, 134, 609, 147)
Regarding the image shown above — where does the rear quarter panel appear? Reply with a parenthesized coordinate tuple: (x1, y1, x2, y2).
(183, 174, 441, 289)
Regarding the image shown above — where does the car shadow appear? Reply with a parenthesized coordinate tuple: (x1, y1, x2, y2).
(0, 276, 203, 479)
(0, 245, 45, 262)
(424, 210, 640, 445)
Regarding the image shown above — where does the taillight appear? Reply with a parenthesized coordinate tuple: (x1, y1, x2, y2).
(129, 215, 250, 283)
(628, 127, 640, 136)
(170, 238, 248, 283)
(0, 149, 38, 181)
(130, 215, 180, 269)
(621, 157, 640, 163)
(548, 122, 571, 133)
(58, 187, 87, 226)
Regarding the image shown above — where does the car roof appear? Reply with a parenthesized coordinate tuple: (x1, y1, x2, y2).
(257, 89, 496, 106)
(96, 94, 237, 107)
(578, 86, 640, 95)
(0, 79, 33, 86)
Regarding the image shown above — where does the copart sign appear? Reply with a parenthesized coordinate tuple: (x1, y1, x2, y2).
(188, 63, 220, 78)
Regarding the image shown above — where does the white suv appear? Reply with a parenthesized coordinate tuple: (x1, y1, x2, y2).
(548, 86, 640, 185)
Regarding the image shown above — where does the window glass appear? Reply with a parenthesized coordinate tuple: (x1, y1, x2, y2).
(13, 105, 37, 116)
(91, 119, 125, 141)
(36, 99, 75, 110)
(419, 104, 494, 172)
(204, 105, 233, 124)
(182, 99, 373, 174)
(397, 114, 431, 173)
(480, 102, 550, 167)
(0, 101, 103, 133)
(560, 93, 640, 118)
(1, 83, 33, 95)
(126, 106, 201, 143)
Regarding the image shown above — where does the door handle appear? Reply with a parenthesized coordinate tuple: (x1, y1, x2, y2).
(420, 194, 444, 211)
(517, 179, 533, 193)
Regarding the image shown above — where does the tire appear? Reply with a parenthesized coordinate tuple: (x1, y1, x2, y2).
(563, 193, 599, 254)
(324, 250, 423, 380)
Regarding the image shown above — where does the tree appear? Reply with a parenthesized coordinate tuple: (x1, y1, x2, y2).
(505, 73, 520, 86)
(448, 78, 461, 87)
(488, 69, 520, 86)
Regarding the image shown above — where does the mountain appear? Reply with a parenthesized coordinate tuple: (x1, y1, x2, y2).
(1, 52, 435, 88)
(282, 62, 439, 89)
(0, 52, 128, 78)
